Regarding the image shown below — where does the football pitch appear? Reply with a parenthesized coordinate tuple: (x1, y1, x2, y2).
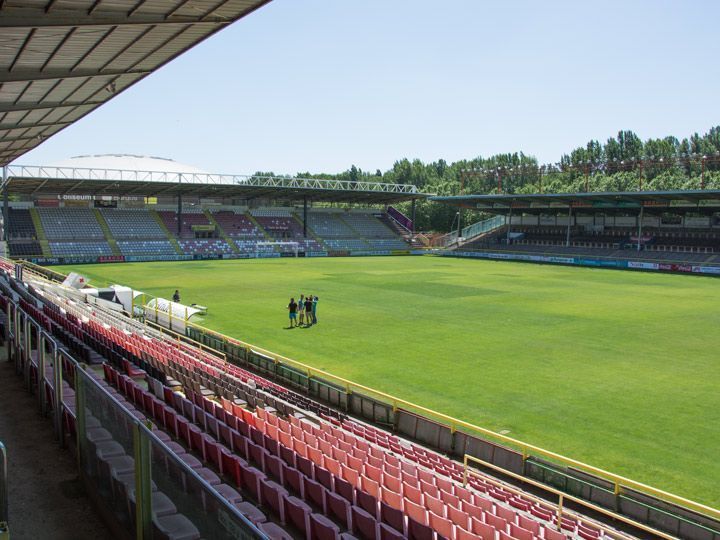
(57, 256, 720, 506)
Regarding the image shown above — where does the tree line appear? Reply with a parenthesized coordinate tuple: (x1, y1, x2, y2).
(255, 126, 720, 232)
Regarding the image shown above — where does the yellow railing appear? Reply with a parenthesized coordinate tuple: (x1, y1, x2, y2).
(184, 316, 720, 523)
(462, 454, 676, 540)
(13, 257, 720, 526)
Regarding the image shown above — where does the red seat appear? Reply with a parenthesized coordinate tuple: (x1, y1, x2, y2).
(407, 517, 434, 540)
(380, 501, 405, 535)
(258, 521, 293, 540)
(234, 501, 267, 525)
(303, 476, 327, 513)
(326, 490, 351, 529)
(260, 477, 288, 522)
(285, 495, 312, 536)
(351, 505, 378, 540)
(310, 513, 340, 540)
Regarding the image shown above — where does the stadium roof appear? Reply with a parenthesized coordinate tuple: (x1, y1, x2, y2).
(432, 190, 720, 213)
(3, 164, 427, 203)
(0, 0, 271, 166)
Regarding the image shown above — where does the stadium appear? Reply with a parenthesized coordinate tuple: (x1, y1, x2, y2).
(0, 2, 719, 540)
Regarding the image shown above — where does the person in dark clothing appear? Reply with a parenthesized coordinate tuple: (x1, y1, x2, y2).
(288, 297, 298, 327)
(304, 295, 314, 326)
(172, 289, 180, 303)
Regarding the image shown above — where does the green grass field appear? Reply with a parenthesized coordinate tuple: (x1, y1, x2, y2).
(57, 256, 720, 506)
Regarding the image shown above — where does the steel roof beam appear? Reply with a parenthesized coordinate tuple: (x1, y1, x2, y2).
(0, 7, 232, 28)
(0, 67, 150, 83)
(0, 101, 101, 113)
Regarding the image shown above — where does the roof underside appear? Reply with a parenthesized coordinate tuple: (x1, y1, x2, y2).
(0, 0, 271, 166)
(3, 174, 426, 204)
(432, 190, 720, 214)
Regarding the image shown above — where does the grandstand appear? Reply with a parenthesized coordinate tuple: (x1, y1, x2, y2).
(0, 158, 424, 263)
(432, 191, 720, 274)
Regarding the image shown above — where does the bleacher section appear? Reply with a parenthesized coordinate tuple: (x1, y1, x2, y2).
(179, 239, 234, 255)
(49, 241, 113, 257)
(100, 208, 167, 239)
(305, 210, 411, 252)
(7, 208, 44, 257)
(463, 223, 720, 266)
(159, 209, 211, 239)
(251, 209, 323, 253)
(37, 207, 105, 240)
(0, 264, 648, 540)
(117, 240, 178, 256)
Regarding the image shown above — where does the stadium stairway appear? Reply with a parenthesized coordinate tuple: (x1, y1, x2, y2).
(150, 209, 184, 255)
(292, 212, 328, 250)
(203, 209, 240, 254)
(28, 208, 52, 257)
(92, 209, 122, 256)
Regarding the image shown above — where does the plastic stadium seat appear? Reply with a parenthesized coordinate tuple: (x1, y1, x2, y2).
(379, 523, 405, 540)
(447, 504, 470, 530)
(326, 490, 351, 528)
(351, 505, 378, 540)
(404, 499, 428, 526)
(310, 512, 341, 540)
(214, 483, 243, 504)
(380, 501, 405, 534)
(517, 515, 540, 536)
(285, 495, 312, 536)
(303, 476, 327, 513)
(234, 501, 267, 525)
(471, 517, 496, 539)
(407, 517, 434, 540)
(240, 463, 265, 501)
(429, 511, 455, 540)
(484, 513, 509, 533)
(258, 521, 293, 540)
(543, 527, 568, 540)
(152, 513, 201, 540)
(424, 493, 445, 517)
(260, 478, 287, 521)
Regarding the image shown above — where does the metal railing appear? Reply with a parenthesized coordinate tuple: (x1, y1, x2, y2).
(434, 215, 507, 247)
(0, 441, 7, 539)
(461, 214, 506, 239)
(5, 165, 421, 195)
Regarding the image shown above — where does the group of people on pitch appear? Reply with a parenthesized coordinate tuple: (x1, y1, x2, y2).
(288, 294, 318, 328)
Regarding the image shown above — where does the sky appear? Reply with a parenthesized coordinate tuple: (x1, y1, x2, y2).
(17, 0, 720, 175)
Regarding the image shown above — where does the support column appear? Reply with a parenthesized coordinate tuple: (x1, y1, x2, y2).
(506, 207, 513, 244)
(176, 194, 182, 236)
(303, 197, 308, 238)
(566, 206, 572, 247)
(637, 207, 644, 252)
(456, 208, 462, 244)
(411, 199, 416, 234)
(2, 166, 8, 242)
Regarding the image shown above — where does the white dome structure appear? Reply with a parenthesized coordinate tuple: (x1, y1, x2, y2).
(49, 154, 209, 174)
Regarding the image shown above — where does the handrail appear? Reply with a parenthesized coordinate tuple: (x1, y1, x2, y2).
(184, 315, 720, 522)
(11, 257, 720, 524)
(463, 455, 675, 540)
(0, 441, 7, 535)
